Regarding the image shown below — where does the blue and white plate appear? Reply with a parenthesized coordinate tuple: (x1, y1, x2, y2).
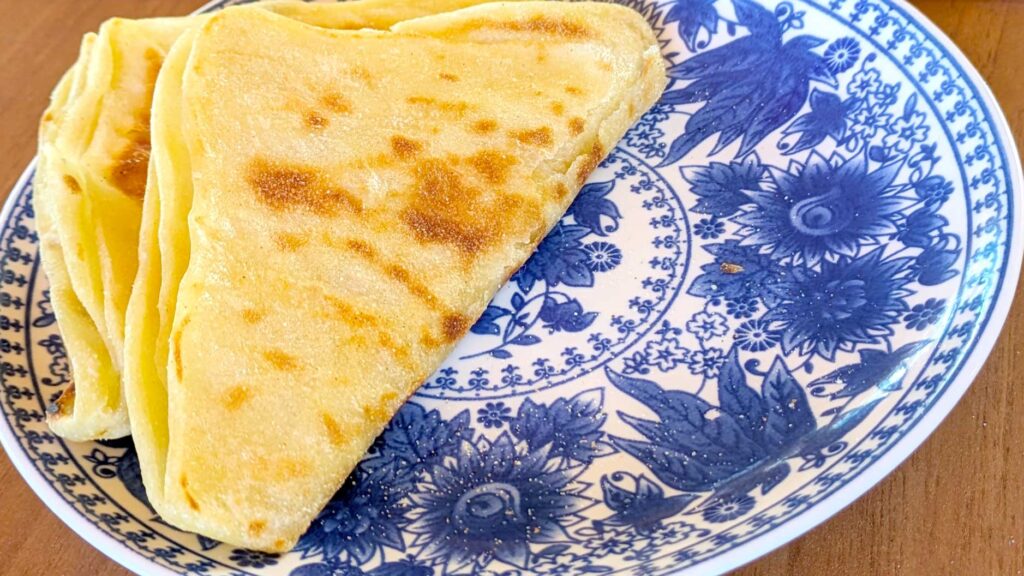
(2, 0, 1020, 574)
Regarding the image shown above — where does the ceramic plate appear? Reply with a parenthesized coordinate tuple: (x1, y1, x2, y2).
(2, 0, 1020, 574)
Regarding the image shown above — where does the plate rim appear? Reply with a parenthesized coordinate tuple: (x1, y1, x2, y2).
(0, 0, 1020, 575)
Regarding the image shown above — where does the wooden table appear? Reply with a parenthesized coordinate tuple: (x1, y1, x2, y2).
(0, 1, 1021, 574)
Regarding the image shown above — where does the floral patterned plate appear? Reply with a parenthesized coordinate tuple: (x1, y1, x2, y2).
(1, 0, 1020, 574)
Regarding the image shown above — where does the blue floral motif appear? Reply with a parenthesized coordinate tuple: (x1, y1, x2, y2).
(643, 338, 689, 372)
(609, 351, 883, 498)
(848, 67, 882, 97)
(291, 560, 432, 576)
(810, 341, 929, 400)
(823, 37, 861, 74)
(904, 298, 947, 331)
(664, 0, 718, 52)
(848, 102, 893, 140)
(683, 156, 764, 218)
(294, 464, 413, 564)
(600, 473, 697, 535)
(725, 298, 759, 319)
(781, 89, 859, 155)
(539, 297, 598, 334)
(515, 224, 594, 293)
(509, 390, 609, 464)
(582, 241, 622, 272)
(369, 403, 474, 471)
(685, 311, 728, 341)
(465, 169, 635, 362)
(477, 402, 513, 429)
(660, 0, 836, 165)
(408, 433, 593, 570)
(701, 495, 756, 523)
(766, 249, 913, 359)
(883, 105, 928, 154)
(686, 348, 726, 377)
(688, 240, 790, 306)
(735, 151, 906, 265)
(566, 181, 621, 237)
(896, 204, 948, 248)
(733, 319, 780, 352)
(914, 175, 954, 205)
(693, 217, 725, 240)
(229, 550, 279, 569)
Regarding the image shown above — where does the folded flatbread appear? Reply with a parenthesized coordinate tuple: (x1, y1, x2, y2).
(126, 1, 665, 551)
(37, 0, 498, 440)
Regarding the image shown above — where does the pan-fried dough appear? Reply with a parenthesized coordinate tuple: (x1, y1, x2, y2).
(128, 1, 665, 551)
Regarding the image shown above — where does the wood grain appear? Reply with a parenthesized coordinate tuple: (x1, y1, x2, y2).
(0, 1, 1021, 575)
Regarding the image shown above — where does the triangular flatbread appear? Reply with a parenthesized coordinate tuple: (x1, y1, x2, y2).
(128, 1, 665, 550)
(38, 0, 498, 440)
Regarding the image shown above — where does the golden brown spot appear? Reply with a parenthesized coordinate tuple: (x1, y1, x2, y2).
(322, 413, 346, 446)
(43, 112, 54, 122)
(338, 238, 446, 316)
(325, 295, 380, 328)
(555, 182, 571, 199)
(568, 117, 585, 136)
(172, 315, 191, 382)
(111, 139, 150, 199)
(273, 231, 308, 252)
(305, 110, 329, 130)
(400, 160, 488, 254)
(273, 540, 286, 551)
(577, 142, 605, 185)
(720, 262, 745, 274)
(510, 127, 553, 147)
(565, 85, 584, 96)
(248, 521, 266, 537)
(376, 331, 412, 367)
(109, 49, 163, 199)
(599, 60, 613, 72)
(407, 96, 471, 117)
(362, 391, 399, 425)
(248, 158, 361, 216)
(350, 66, 374, 86)
(223, 385, 250, 411)
(322, 93, 352, 114)
(345, 238, 374, 257)
(390, 135, 423, 160)
(550, 101, 565, 116)
(491, 15, 593, 39)
(400, 157, 541, 259)
(62, 174, 81, 194)
(263, 348, 300, 371)
(241, 308, 264, 324)
(472, 119, 499, 134)
(467, 150, 517, 185)
(439, 72, 459, 82)
(251, 456, 312, 481)
(383, 263, 442, 310)
(419, 329, 442, 349)
(443, 314, 469, 343)
(47, 383, 75, 417)
(180, 475, 200, 511)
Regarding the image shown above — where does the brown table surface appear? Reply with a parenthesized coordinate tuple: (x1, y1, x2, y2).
(1, 1, 1021, 574)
